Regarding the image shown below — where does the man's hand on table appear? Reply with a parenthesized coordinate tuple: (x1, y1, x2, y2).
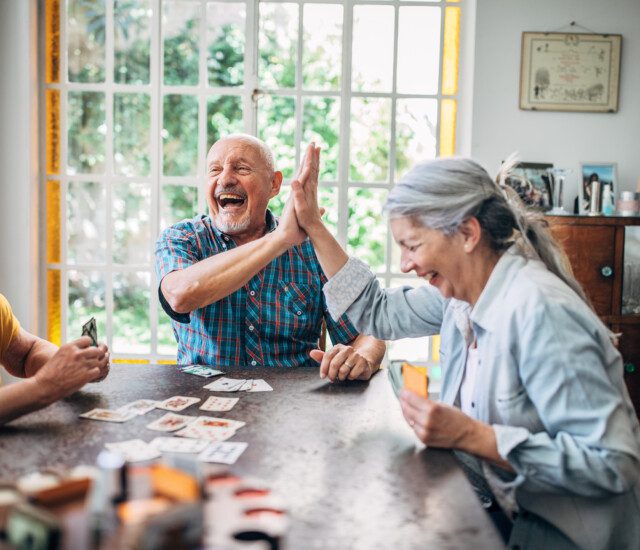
(310, 345, 376, 382)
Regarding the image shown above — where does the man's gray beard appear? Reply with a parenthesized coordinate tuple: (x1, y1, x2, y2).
(213, 215, 251, 235)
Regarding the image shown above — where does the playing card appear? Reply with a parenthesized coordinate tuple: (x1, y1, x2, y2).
(175, 425, 237, 442)
(199, 396, 239, 412)
(180, 365, 224, 378)
(402, 362, 428, 398)
(149, 437, 209, 454)
(81, 317, 98, 346)
(192, 416, 245, 431)
(146, 413, 194, 432)
(239, 379, 254, 391)
(80, 408, 136, 423)
(157, 396, 201, 412)
(197, 442, 248, 464)
(203, 377, 247, 392)
(105, 439, 161, 462)
(247, 379, 273, 392)
(117, 399, 159, 416)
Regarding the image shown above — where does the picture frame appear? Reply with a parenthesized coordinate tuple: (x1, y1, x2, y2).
(579, 162, 617, 214)
(519, 32, 622, 112)
(504, 162, 553, 211)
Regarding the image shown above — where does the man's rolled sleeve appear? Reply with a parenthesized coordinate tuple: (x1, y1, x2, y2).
(155, 225, 202, 324)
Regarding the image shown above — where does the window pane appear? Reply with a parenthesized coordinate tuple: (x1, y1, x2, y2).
(387, 277, 431, 362)
(257, 95, 295, 179)
(352, 6, 394, 92)
(302, 4, 342, 91)
(114, 0, 151, 84)
(259, 3, 298, 89)
(68, 91, 106, 175)
(395, 98, 438, 180)
(207, 2, 245, 87)
(163, 94, 199, 176)
(207, 95, 244, 147)
(161, 185, 199, 229)
(67, 0, 105, 82)
(350, 98, 391, 182)
(163, 0, 200, 86)
(114, 93, 151, 176)
(113, 271, 150, 354)
(68, 270, 106, 343)
(397, 7, 441, 94)
(347, 187, 388, 271)
(158, 301, 177, 356)
(67, 181, 107, 264)
(112, 182, 151, 264)
(303, 97, 340, 181)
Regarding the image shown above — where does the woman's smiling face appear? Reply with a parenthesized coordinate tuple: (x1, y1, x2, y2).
(391, 216, 466, 300)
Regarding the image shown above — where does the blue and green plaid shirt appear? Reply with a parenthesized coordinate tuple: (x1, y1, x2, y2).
(155, 211, 360, 367)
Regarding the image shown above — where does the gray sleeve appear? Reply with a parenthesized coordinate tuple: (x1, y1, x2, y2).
(323, 257, 445, 340)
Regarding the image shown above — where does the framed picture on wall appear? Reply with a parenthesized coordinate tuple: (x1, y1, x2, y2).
(504, 162, 553, 211)
(519, 32, 622, 112)
(579, 162, 617, 214)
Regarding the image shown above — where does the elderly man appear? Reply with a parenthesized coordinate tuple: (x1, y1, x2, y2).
(0, 293, 110, 425)
(156, 134, 385, 381)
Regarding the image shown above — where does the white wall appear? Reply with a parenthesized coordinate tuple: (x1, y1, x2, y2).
(471, 0, 640, 201)
(0, 0, 39, 332)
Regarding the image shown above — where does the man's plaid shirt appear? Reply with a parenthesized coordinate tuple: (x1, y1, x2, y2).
(155, 211, 360, 367)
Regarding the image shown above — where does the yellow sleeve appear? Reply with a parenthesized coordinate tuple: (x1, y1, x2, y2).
(0, 293, 21, 362)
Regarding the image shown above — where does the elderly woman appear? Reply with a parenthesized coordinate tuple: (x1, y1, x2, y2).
(283, 146, 640, 549)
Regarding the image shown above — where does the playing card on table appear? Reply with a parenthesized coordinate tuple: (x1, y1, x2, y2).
(80, 408, 136, 422)
(149, 437, 209, 454)
(197, 442, 248, 464)
(247, 379, 273, 392)
(105, 439, 161, 462)
(81, 317, 98, 346)
(203, 377, 247, 392)
(192, 416, 245, 431)
(175, 425, 237, 442)
(180, 365, 224, 378)
(146, 413, 194, 432)
(117, 399, 159, 416)
(199, 396, 239, 412)
(157, 396, 201, 412)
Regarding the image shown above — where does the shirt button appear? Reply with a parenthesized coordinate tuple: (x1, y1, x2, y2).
(471, 402, 475, 408)
(296, 310, 302, 316)
(223, 235, 229, 241)
(249, 290, 256, 296)
(248, 325, 254, 331)
(251, 360, 257, 366)
(283, 286, 288, 292)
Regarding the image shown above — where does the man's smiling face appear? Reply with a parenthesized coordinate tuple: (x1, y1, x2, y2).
(206, 136, 282, 241)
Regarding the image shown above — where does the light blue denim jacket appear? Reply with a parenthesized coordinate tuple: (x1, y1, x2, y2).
(324, 249, 640, 550)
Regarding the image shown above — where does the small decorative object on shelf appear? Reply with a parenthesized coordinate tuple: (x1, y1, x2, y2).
(617, 191, 640, 217)
(602, 184, 615, 216)
(546, 168, 571, 215)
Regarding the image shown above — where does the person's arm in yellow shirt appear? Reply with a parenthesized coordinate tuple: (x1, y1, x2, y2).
(0, 330, 110, 425)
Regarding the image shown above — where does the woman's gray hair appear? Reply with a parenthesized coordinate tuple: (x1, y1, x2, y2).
(385, 157, 591, 307)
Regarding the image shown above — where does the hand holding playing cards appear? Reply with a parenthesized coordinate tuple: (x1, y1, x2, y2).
(310, 345, 375, 382)
(34, 337, 110, 404)
(399, 390, 479, 450)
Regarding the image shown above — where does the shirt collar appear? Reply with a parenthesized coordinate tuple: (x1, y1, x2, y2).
(209, 209, 278, 241)
(469, 246, 527, 333)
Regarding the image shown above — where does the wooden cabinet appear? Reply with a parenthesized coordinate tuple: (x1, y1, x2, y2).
(546, 215, 640, 416)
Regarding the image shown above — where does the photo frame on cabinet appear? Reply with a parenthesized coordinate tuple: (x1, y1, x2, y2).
(504, 162, 553, 211)
(579, 162, 617, 214)
(519, 32, 622, 112)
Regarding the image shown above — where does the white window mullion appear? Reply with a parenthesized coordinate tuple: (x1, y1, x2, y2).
(337, 0, 354, 250)
(294, 1, 304, 169)
(150, 0, 162, 361)
(245, 0, 259, 135)
(197, 0, 208, 214)
(435, 1, 446, 156)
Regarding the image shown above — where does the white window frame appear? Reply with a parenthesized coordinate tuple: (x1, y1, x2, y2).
(41, 0, 463, 362)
